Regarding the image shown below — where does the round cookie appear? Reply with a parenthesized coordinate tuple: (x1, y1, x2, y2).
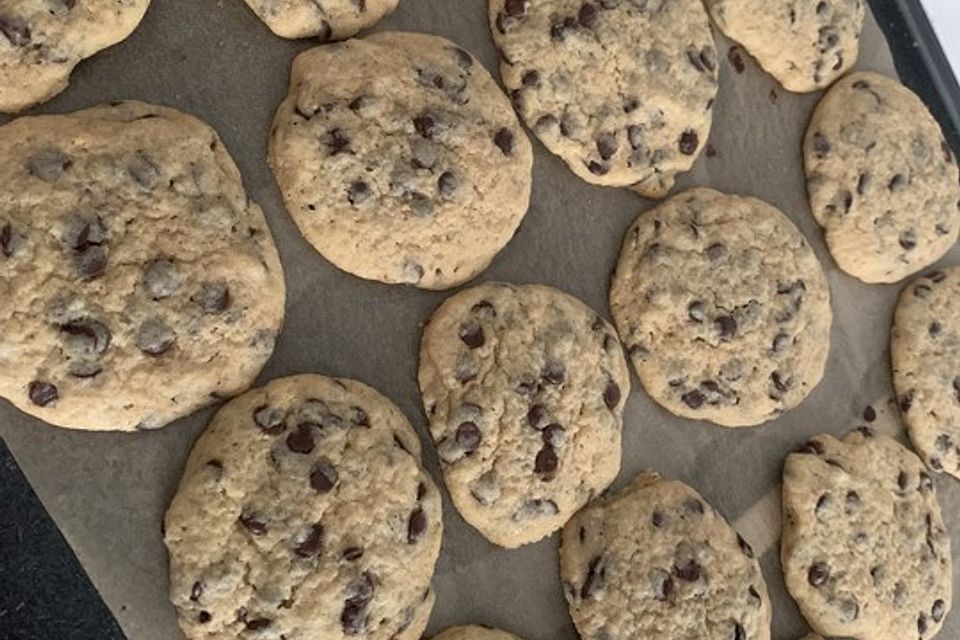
(241, 0, 398, 40)
(781, 428, 952, 640)
(892, 267, 960, 478)
(269, 32, 533, 290)
(432, 626, 524, 640)
(704, 0, 865, 93)
(0, 0, 151, 113)
(488, 0, 718, 197)
(804, 72, 960, 283)
(609, 188, 832, 427)
(164, 374, 443, 640)
(560, 471, 772, 640)
(0, 101, 285, 432)
(418, 282, 629, 548)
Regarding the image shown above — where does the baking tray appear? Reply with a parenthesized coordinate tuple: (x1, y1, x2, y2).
(1, 1, 959, 639)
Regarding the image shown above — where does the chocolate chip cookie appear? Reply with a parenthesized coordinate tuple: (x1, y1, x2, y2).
(164, 374, 443, 640)
(269, 32, 533, 290)
(488, 0, 718, 197)
(419, 282, 629, 548)
(781, 428, 952, 640)
(704, 0, 865, 92)
(892, 267, 960, 478)
(609, 188, 832, 427)
(0, 101, 285, 431)
(560, 471, 772, 640)
(432, 626, 524, 640)
(804, 72, 960, 283)
(0, 0, 151, 113)
(241, 0, 398, 40)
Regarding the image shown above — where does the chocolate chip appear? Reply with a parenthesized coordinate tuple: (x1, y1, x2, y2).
(190, 581, 203, 601)
(808, 562, 830, 587)
(453, 46, 473, 70)
(310, 459, 338, 493)
(60, 319, 112, 356)
(413, 113, 438, 139)
(596, 133, 618, 161)
(143, 259, 181, 300)
(737, 534, 754, 558)
(287, 424, 316, 454)
(899, 391, 914, 413)
(715, 315, 737, 340)
(919, 471, 933, 493)
(542, 423, 565, 447)
(687, 300, 705, 322)
(294, 523, 325, 557)
(458, 322, 485, 349)
(325, 128, 350, 155)
(603, 380, 621, 409)
(733, 623, 745, 640)
(455, 421, 482, 453)
(417, 482, 427, 501)
(581, 556, 605, 599)
(587, 161, 608, 176)
(0, 223, 12, 258)
(246, 617, 272, 631)
(795, 439, 825, 455)
(678, 130, 699, 155)
(652, 569, 673, 600)
(28, 381, 58, 407)
(889, 173, 907, 191)
(681, 389, 705, 409)
(0, 17, 31, 46)
(673, 559, 701, 581)
(772, 332, 790, 353)
(494, 128, 515, 155)
(535, 445, 558, 481)
(812, 132, 831, 158)
(899, 230, 917, 250)
(771, 371, 790, 394)
(26, 148, 70, 182)
(198, 611, 211, 624)
(136, 318, 176, 356)
(343, 547, 364, 561)
(351, 406, 370, 427)
(522, 69, 539, 86)
(542, 363, 565, 386)
(932, 599, 946, 622)
(407, 507, 427, 543)
(72, 245, 107, 280)
(513, 498, 558, 520)
(685, 497, 705, 515)
(438, 171, 458, 199)
(528, 404, 546, 429)
(504, 0, 526, 16)
(254, 406, 286, 435)
(578, 3, 598, 27)
(192, 281, 231, 313)
(347, 181, 372, 205)
(652, 511, 664, 527)
(239, 513, 267, 535)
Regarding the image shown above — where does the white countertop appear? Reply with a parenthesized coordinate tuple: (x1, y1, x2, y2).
(921, 0, 960, 77)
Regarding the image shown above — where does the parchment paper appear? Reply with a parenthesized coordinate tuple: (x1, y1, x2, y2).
(1, 1, 958, 639)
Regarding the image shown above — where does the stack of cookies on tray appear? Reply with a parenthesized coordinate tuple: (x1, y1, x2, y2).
(1, 0, 958, 639)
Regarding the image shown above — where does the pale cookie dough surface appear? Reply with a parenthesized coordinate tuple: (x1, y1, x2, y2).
(892, 267, 960, 479)
(419, 282, 629, 548)
(164, 374, 443, 640)
(705, 0, 865, 92)
(560, 472, 772, 640)
(804, 72, 960, 283)
(0, 101, 285, 432)
(431, 626, 524, 640)
(488, 0, 717, 197)
(781, 429, 952, 640)
(241, 0, 398, 40)
(270, 32, 533, 290)
(0, 0, 151, 113)
(609, 188, 832, 427)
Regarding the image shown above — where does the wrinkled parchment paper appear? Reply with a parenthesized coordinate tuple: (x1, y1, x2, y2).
(1, 1, 958, 639)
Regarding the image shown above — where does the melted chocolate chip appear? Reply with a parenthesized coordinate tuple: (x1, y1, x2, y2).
(407, 507, 427, 543)
(286, 424, 316, 454)
(494, 128, 515, 155)
(310, 459, 338, 493)
(459, 322, 485, 349)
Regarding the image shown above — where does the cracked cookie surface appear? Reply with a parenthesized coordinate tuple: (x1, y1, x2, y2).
(164, 374, 443, 640)
(804, 72, 960, 283)
(431, 626, 524, 640)
(0, 0, 151, 112)
(560, 471, 771, 640)
(269, 32, 533, 290)
(241, 0, 397, 40)
(704, 0, 864, 92)
(0, 101, 285, 431)
(418, 282, 629, 548)
(610, 188, 831, 427)
(781, 428, 952, 640)
(892, 267, 960, 479)
(488, 0, 717, 197)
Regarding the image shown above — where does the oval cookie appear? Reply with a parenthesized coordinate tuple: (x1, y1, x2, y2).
(269, 32, 533, 289)
(804, 72, 960, 283)
(419, 282, 629, 548)
(610, 188, 832, 427)
(781, 428, 952, 640)
(560, 472, 772, 640)
(0, 101, 285, 431)
(164, 374, 443, 640)
(488, 0, 718, 197)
